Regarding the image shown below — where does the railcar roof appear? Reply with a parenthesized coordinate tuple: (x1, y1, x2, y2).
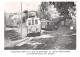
(27, 17, 40, 20)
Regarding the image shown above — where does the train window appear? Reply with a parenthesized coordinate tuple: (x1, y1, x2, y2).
(32, 20, 34, 25)
(28, 20, 31, 25)
(47, 22, 49, 25)
(35, 20, 38, 24)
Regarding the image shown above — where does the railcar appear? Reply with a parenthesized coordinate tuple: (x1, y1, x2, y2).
(41, 19, 55, 30)
(25, 11, 41, 36)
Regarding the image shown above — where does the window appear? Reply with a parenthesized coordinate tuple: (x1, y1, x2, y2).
(32, 20, 34, 25)
(47, 22, 49, 25)
(28, 20, 31, 25)
(35, 20, 38, 24)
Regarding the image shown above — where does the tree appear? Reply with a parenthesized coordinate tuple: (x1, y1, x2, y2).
(22, 10, 28, 23)
(38, 2, 49, 20)
(38, 2, 60, 20)
(68, 5, 76, 29)
(38, 2, 76, 26)
(49, 2, 76, 26)
(52, 2, 76, 19)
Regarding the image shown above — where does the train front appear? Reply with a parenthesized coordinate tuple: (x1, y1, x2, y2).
(26, 11, 41, 36)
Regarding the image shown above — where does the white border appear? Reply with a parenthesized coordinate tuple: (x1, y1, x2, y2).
(0, 0, 80, 57)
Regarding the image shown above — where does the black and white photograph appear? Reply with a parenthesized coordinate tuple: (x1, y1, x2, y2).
(4, 2, 76, 50)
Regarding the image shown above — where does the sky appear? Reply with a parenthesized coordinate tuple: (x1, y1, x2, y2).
(5, 2, 41, 13)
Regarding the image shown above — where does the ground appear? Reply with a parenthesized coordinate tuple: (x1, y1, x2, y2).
(4, 26, 76, 50)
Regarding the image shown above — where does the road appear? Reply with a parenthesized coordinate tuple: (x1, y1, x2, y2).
(4, 27, 76, 50)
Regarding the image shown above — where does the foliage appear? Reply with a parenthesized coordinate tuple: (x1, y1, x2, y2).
(38, 2, 60, 20)
(22, 10, 28, 23)
(50, 2, 76, 19)
(38, 2, 49, 20)
(38, 2, 76, 21)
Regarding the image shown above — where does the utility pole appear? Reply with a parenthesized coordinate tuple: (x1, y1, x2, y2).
(21, 2, 22, 37)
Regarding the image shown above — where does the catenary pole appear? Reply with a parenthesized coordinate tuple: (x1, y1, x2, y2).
(21, 2, 22, 37)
